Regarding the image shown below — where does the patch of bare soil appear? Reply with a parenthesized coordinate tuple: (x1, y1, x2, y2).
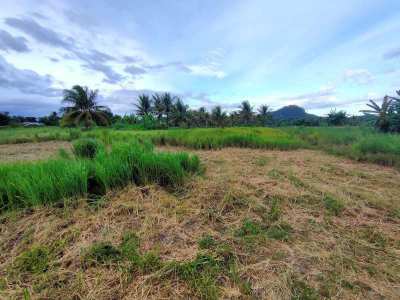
(0, 141, 71, 162)
(0, 148, 399, 299)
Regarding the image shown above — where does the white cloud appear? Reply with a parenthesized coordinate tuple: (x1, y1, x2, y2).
(343, 69, 374, 85)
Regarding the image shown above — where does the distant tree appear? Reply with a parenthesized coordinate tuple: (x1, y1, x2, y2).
(152, 94, 164, 120)
(39, 111, 59, 126)
(161, 93, 175, 126)
(211, 106, 227, 127)
(388, 90, 400, 132)
(257, 105, 271, 125)
(135, 94, 152, 116)
(239, 100, 254, 125)
(61, 85, 110, 128)
(171, 97, 188, 126)
(0, 112, 11, 126)
(361, 96, 393, 132)
(327, 109, 348, 126)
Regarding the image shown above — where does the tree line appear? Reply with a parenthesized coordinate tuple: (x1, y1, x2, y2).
(1, 85, 399, 132)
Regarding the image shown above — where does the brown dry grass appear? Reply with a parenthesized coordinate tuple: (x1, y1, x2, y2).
(1, 147, 399, 299)
(0, 141, 71, 162)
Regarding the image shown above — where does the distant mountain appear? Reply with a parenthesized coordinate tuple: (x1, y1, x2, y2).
(271, 105, 317, 120)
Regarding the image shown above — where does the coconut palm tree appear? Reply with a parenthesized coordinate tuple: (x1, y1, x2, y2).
(361, 96, 393, 132)
(61, 85, 110, 128)
(239, 100, 254, 125)
(257, 105, 271, 125)
(388, 90, 400, 102)
(135, 94, 152, 116)
(171, 97, 188, 126)
(161, 93, 174, 126)
(152, 93, 164, 120)
(211, 105, 227, 127)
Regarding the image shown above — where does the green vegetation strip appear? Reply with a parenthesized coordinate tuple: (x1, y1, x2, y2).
(0, 139, 200, 212)
(2, 126, 400, 167)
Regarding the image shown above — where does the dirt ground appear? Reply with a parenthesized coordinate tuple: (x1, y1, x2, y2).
(0, 141, 71, 162)
(0, 146, 399, 299)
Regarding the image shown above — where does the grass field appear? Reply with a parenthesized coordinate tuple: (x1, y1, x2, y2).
(0, 126, 399, 299)
(2, 126, 400, 167)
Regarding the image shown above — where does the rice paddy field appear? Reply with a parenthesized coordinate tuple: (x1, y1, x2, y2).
(0, 126, 399, 299)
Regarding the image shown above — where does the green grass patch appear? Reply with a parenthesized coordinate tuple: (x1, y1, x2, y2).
(72, 138, 104, 159)
(198, 234, 217, 250)
(0, 141, 201, 212)
(266, 223, 293, 241)
(14, 246, 50, 274)
(322, 195, 345, 216)
(82, 242, 121, 266)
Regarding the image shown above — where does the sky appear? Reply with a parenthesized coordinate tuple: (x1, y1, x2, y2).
(0, 0, 400, 117)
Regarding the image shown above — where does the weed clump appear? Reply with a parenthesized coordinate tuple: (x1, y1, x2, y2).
(323, 195, 344, 216)
(83, 242, 121, 266)
(290, 277, 319, 300)
(266, 223, 293, 241)
(14, 246, 50, 274)
(198, 234, 217, 250)
(73, 138, 103, 159)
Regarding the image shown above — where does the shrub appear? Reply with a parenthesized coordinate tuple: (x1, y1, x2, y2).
(14, 246, 50, 274)
(73, 138, 104, 159)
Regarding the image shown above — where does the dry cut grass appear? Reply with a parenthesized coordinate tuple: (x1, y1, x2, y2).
(1, 147, 399, 299)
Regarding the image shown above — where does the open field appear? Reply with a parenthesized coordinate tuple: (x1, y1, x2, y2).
(2, 126, 400, 168)
(0, 128, 399, 299)
(0, 139, 400, 299)
(0, 141, 71, 162)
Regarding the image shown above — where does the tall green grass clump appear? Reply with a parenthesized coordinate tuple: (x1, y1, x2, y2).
(73, 138, 104, 159)
(0, 140, 200, 212)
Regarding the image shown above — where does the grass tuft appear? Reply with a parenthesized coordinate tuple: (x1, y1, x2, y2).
(322, 195, 344, 216)
(72, 138, 104, 159)
(14, 246, 50, 274)
(83, 242, 121, 266)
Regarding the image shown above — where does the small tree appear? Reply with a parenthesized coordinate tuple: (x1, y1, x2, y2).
(327, 109, 347, 126)
(211, 106, 227, 127)
(257, 105, 271, 126)
(239, 100, 254, 125)
(39, 112, 59, 126)
(0, 112, 11, 126)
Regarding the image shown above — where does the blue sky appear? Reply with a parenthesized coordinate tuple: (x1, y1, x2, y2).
(0, 0, 400, 116)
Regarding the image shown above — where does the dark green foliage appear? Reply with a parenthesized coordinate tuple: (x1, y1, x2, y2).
(327, 109, 348, 126)
(73, 138, 104, 159)
(0, 112, 11, 126)
(14, 246, 50, 274)
(323, 195, 344, 216)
